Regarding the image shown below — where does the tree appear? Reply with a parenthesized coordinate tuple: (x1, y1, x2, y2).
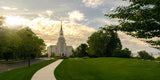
(0, 16, 5, 26)
(138, 50, 154, 60)
(112, 48, 131, 58)
(0, 27, 21, 60)
(87, 27, 122, 57)
(16, 27, 45, 59)
(0, 20, 46, 60)
(105, 0, 160, 49)
(73, 43, 89, 57)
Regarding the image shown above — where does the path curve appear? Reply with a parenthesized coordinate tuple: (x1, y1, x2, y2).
(31, 59, 63, 80)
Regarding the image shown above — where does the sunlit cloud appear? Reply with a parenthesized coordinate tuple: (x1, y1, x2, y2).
(1, 6, 18, 10)
(46, 10, 53, 17)
(4, 16, 95, 48)
(118, 32, 160, 54)
(28, 17, 96, 48)
(68, 10, 85, 22)
(5, 16, 29, 26)
(82, 0, 103, 8)
(24, 9, 29, 11)
(38, 14, 46, 18)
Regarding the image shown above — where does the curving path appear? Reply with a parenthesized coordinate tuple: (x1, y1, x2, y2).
(31, 59, 63, 80)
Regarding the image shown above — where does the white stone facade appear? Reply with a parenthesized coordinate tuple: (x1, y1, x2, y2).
(47, 21, 73, 57)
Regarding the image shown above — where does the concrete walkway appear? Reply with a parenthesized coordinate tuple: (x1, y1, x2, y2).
(31, 59, 63, 80)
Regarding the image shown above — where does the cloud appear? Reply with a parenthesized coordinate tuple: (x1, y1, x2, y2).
(4, 16, 95, 48)
(118, 32, 160, 54)
(68, 10, 85, 22)
(1, 6, 18, 10)
(5, 16, 30, 26)
(110, 7, 115, 11)
(24, 9, 29, 11)
(82, 0, 103, 8)
(26, 17, 96, 48)
(46, 10, 53, 17)
(105, 19, 119, 25)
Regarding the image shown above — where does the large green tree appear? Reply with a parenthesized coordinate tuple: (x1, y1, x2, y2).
(87, 27, 122, 57)
(0, 16, 45, 60)
(105, 0, 160, 49)
(73, 43, 89, 57)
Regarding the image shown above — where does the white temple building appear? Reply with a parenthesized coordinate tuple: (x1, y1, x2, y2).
(47, 21, 73, 57)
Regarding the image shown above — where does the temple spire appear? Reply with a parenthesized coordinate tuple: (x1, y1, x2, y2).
(60, 20, 62, 31)
(60, 20, 63, 37)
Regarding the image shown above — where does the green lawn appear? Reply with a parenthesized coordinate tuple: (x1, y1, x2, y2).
(0, 59, 56, 80)
(55, 58, 160, 80)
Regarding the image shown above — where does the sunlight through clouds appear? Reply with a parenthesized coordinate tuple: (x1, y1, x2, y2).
(1, 6, 18, 10)
(4, 15, 96, 48)
(28, 17, 96, 48)
(5, 16, 29, 26)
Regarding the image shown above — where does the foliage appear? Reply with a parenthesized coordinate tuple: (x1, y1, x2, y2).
(156, 57, 160, 61)
(138, 50, 154, 60)
(40, 53, 48, 57)
(73, 43, 89, 57)
(112, 48, 131, 58)
(87, 27, 122, 57)
(54, 56, 69, 59)
(81, 57, 89, 59)
(0, 16, 5, 26)
(105, 0, 160, 49)
(0, 59, 55, 80)
(0, 18, 45, 60)
(51, 52, 55, 57)
(55, 58, 160, 80)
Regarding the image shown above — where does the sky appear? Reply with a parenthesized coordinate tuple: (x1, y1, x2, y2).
(0, 0, 159, 55)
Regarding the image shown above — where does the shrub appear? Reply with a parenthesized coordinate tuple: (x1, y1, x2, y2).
(138, 51, 154, 60)
(82, 57, 89, 59)
(54, 56, 69, 59)
(51, 52, 55, 57)
(112, 48, 131, 58)
(40, 53, 48, 57)
(61, 56, 69, 59)
(69, 55, 75, 58)
(156, 57, 160, 61)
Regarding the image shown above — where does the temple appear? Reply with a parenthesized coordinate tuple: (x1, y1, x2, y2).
(47, 21, 73, 57)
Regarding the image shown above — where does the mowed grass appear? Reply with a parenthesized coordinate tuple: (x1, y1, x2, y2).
(0, 59, 56, 80)
(55, 58, 160, 80)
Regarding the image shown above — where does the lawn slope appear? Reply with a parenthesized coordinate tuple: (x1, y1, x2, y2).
(55, 58, 160, 80)
(0, 59, 56, 80)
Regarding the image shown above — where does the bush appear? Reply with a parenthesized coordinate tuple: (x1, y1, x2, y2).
(82, 57, 89, 59)
(54, 56, 69, 59)
(156, 57, 160, 61)
(40, 53, 48, 57)
(138, 51, 154, 60)
(51, 52, 55, 57)
(112, 48, 131, 58)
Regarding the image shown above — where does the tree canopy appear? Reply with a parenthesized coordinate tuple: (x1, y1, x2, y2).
(73, 43, 89, 57)
(87, 27, 122, 57)
(105, 0, 160, 49)
(0, 17, 45, 60)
